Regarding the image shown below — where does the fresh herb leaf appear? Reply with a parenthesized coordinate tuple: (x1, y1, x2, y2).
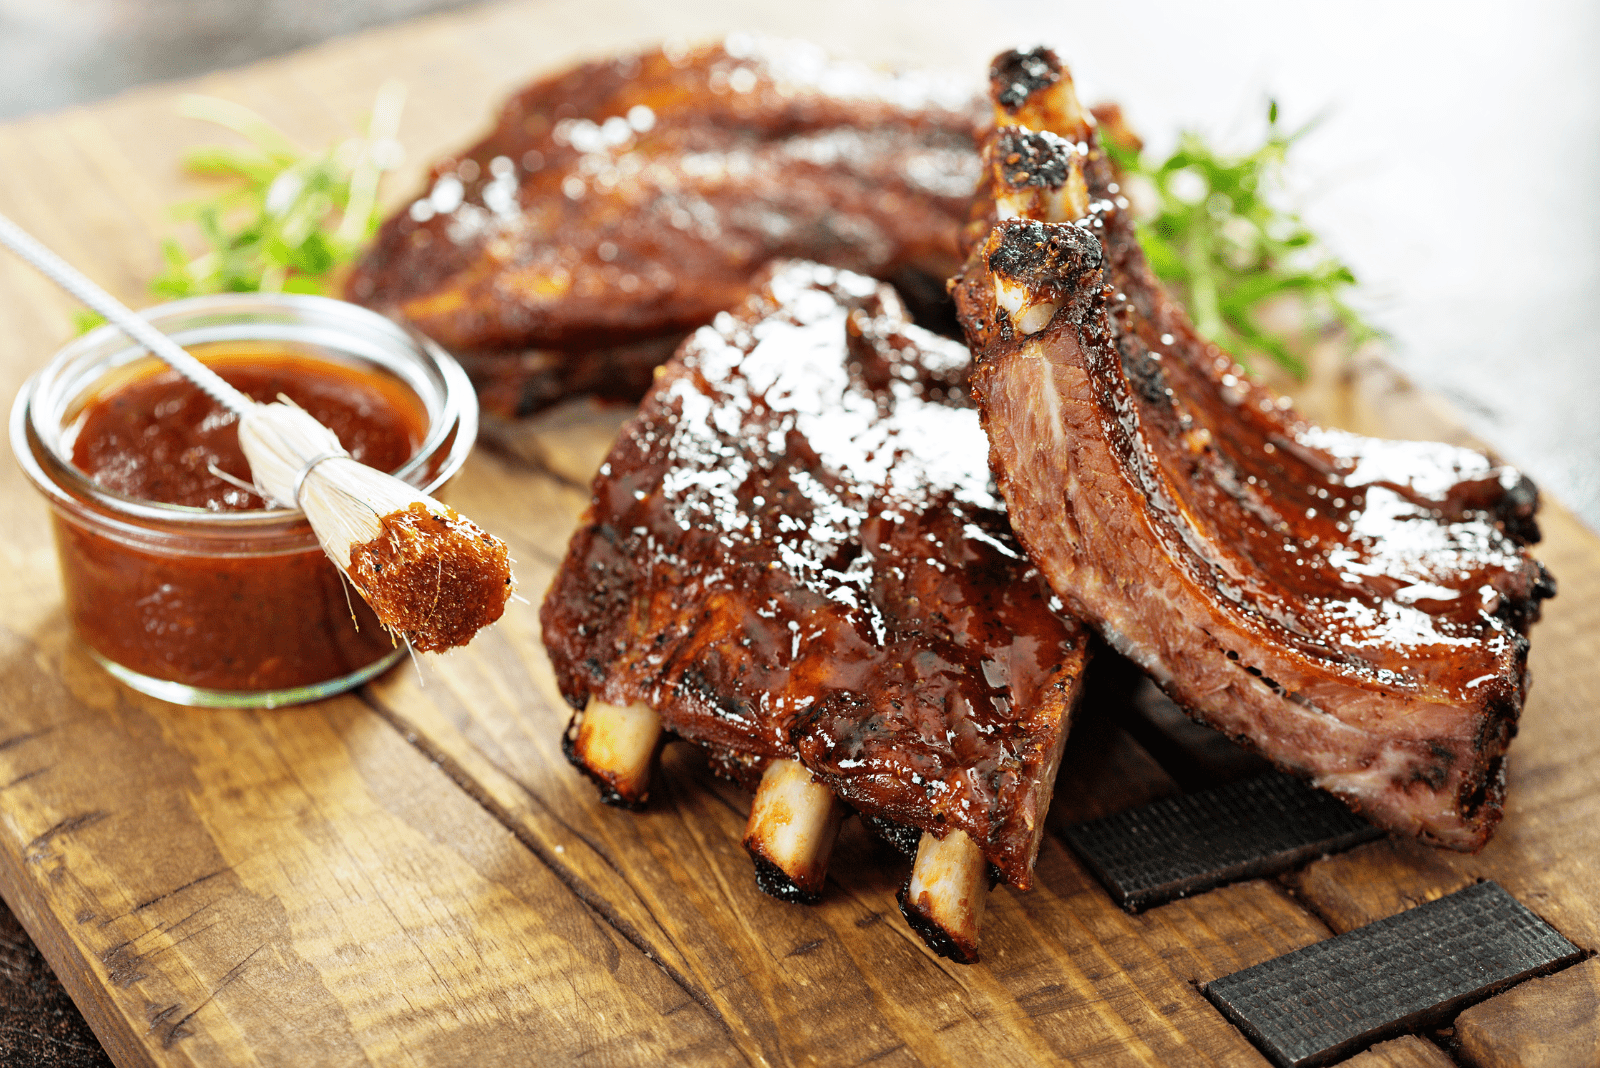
(150, 81, 406, 302)
(71, 310, 107, 334)
(1100, 101, 1380, 378)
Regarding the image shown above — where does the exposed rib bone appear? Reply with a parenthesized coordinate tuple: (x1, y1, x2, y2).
(989, 46, 1090, 137)
(950, 47, 1551, 850)
(960, 120, 1089, 265)
(742, 759, 844, 904)
(563, 698, 661, 808)
(898, 829, 989, 964)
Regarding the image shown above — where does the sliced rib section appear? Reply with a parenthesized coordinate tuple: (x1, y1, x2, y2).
(950, 49, 1553, 851)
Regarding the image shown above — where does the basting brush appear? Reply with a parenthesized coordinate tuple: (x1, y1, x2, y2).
(0, 210, 513, 652)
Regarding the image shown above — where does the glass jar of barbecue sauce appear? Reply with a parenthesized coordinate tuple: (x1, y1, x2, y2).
(11, 294, 477, 708)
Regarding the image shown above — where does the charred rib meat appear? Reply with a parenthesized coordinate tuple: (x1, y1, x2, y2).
(349, 39, 983, 415)
(540, 260, 1090, 901)
(950, 49, 1553, 851)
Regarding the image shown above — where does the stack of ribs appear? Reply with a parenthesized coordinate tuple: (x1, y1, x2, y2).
(347, 37, 983, 417)
(445, 38, 1553, 963)
(950, 48, 1553, 850)
(540, 259, 1090, 961)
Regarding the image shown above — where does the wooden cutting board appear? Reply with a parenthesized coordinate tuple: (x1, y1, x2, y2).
(0, 3, 1595, 1065)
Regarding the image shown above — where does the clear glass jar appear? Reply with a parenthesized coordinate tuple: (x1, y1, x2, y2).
(11, 293, 477, 708)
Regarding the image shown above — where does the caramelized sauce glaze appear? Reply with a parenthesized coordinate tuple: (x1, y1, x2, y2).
(349, 38, 985, 415)
(541, 262, 1088, 885)
(1077, 139, 1549, 692)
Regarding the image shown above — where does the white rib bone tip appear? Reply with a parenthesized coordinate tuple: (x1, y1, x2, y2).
(742, 759, 843, 903)
(996, 190, 1029, 222)
(993, 164, 1088, 226)
(995, 278, 1030, 317)
(1050, 170, 1090, 223)
(900, 828, 987, 964)
(1016, 302, 1059, 335)
(571, 698, 661, 806)
(994, 278, 1059, 337)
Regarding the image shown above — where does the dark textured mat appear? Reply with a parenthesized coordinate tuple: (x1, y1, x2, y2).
(1205, 880, 1583, 1068)
(0, 896, 112, 1068)
(1062, 772, 1383, 911)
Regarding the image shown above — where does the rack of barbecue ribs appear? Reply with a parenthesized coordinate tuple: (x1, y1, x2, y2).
(540, 259, 1091, 962)
(949, 48, 1555, 851)
(347, 38, 984, 416)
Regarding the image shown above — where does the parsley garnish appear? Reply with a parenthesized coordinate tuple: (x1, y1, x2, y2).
(1101, 101, 1378, 378)
(153, 82, 405, 301)
(74, 83, 404, 337)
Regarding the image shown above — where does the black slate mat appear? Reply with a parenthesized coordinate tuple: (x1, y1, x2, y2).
(1205, 880, 1583, 1068)
(1062, 772, 1384, 911)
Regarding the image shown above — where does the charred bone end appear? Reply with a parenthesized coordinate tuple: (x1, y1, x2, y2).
(990, 127, 1089, 225)
(742, 759, 845, 904)
(952, 219, 1105, 349)
(986, 218, 1103, 290)
(991, 48, 1058, 109)
(898, 829, 988, 965)
(1495, 471, 1543, 546)
(563, 698, 662, 809)
(989, 47, 1089, 138)
(861, 812, 922, 858)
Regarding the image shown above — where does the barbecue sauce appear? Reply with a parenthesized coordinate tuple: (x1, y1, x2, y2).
(57, 345, 429, 694)
(346, 500, 513, 653)
(71, 349, 423, 509)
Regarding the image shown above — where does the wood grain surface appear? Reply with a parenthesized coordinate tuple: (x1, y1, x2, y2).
(1343, 1037, 1457, 1068)
(1453, 957, 1600, 1068)
(0, 2, 1595, 1065)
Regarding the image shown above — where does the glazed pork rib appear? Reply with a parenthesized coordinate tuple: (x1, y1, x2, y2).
(541, 260, 1090, 960)
(949, 49, 1553, 851)
(349, 38, 983, 415)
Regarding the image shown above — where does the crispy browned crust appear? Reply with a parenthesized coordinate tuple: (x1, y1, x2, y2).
(349, 39, 984, 413)
(949, 48, 1553, 851)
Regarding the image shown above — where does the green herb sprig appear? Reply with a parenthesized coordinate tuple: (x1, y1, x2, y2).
(1101, 101, 1379, 378)
(153, 82, 405, 303)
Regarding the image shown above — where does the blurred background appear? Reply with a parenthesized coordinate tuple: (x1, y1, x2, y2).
(2, 0, 1597, 529)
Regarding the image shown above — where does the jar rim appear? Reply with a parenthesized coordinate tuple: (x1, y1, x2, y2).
(11, 292, 477, 533)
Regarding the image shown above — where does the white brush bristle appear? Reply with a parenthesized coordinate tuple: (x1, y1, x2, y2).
(237, 400, 441, 570)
